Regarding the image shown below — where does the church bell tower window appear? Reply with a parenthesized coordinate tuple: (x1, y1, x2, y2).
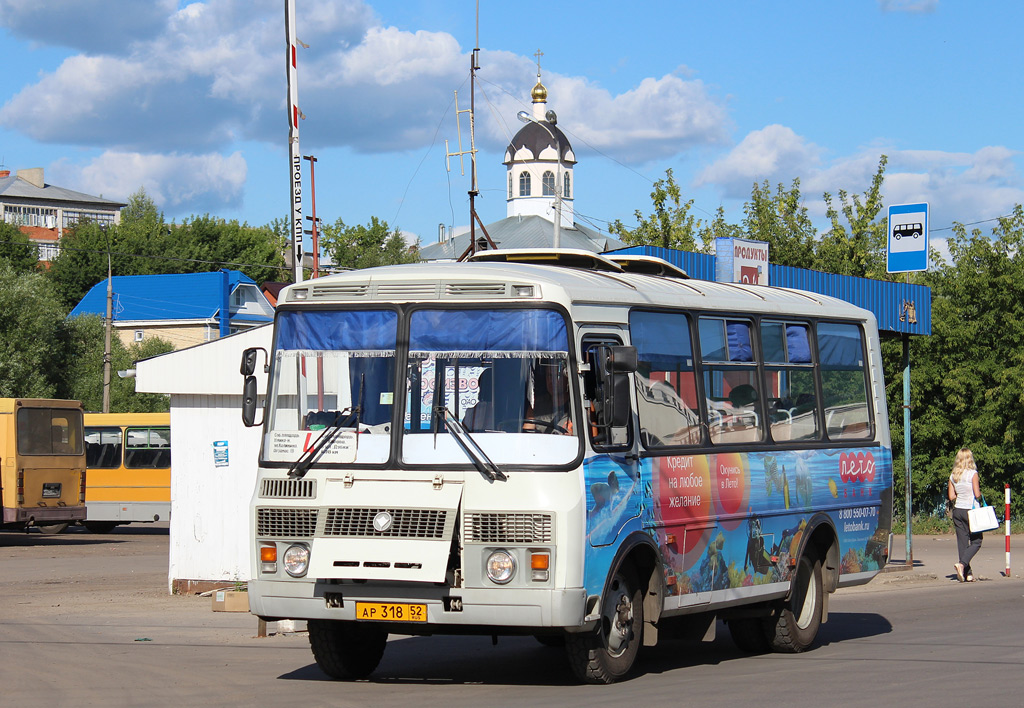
(519, 171, 531, 197)
(542, 171, 555, 196)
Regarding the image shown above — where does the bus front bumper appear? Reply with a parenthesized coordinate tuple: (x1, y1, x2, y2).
(248, 579, 589, 631)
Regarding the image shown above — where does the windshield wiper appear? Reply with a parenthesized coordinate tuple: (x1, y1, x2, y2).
(435, 407, 507, 482)
(288, 376, 365, 480)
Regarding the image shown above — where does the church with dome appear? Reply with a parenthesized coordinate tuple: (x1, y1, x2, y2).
(419, 64, 625, 260)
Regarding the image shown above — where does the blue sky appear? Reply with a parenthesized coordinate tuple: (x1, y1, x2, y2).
(1, 0, 1022, 255)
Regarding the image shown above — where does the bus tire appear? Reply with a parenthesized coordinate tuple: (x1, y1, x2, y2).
(307, 619, 387, 680)
(766, 553, 823, 653)
(36, 523, 68, 535)
(727, 616, 771, 653)
(84, 522, 119, 534)
(565, 566, 643, 684)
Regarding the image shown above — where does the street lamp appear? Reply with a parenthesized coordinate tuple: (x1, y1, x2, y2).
(517, 110, 561, 249)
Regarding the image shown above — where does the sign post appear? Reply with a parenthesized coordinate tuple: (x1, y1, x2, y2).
(887, 202, 928, 569)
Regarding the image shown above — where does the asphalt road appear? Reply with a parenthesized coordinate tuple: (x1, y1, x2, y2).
(2, 526, 1022, 708)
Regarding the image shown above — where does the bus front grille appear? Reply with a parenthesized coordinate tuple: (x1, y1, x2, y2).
(323, 507, 448, 539)
(464, 512, 553, 543)
(256, 507, 319, 538)
(260, 478, 316, 499)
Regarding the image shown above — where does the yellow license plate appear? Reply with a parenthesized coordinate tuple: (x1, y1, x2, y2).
(355, 602, 427, 623)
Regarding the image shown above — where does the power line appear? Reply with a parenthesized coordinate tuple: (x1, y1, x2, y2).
(928, 214, 1013, 233)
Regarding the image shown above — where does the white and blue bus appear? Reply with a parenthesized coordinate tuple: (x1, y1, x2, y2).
(240, 250, 893, 684)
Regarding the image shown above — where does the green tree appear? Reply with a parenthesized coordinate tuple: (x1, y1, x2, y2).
(0, 264, 70, 397)
(174, 215, 287, 284)
(46, 220, 120, 309)
(897, 205, 1024, 514)
(816, 155, 889, 278)
(319, 216, 418, 270)
(0, 222, 40, 272)
(610, 169, 705, 251)
(695, 206, 744, 252)
(62, 314, 172, 413)
(742, 178, 817, 269)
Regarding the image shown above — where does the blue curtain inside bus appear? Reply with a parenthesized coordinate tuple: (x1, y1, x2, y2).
(726, 321, 753, 362)
(409, 309, 568, 354)
(276, 310, 398, 352)
(786, 324, 812, 363)
(817, 323, 863, 370)
(630, 311, 692, 368)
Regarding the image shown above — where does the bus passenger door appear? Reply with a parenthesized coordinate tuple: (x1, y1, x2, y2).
(581, 335, 641, 548)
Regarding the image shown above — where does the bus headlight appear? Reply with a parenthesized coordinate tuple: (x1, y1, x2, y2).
(485, 550, 517, 584)
(282, 544, 310, 577)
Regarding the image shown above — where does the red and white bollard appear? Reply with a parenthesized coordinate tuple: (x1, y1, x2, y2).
(1005, 484, 1011, 578)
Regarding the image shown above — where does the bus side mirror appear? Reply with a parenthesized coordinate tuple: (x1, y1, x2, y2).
(242, 376, 259, 427)
(240, 347, 268, 427)
(593, 345, 636, 430)
(240, 347, 262, 376)
(605, 345, 638, 374)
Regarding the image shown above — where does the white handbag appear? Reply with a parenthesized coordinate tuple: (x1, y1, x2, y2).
(968, 496, 999, 533)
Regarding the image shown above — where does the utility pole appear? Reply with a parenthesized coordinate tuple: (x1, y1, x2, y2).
(101, 223, 112, 414)
(304, 155, 320, 278)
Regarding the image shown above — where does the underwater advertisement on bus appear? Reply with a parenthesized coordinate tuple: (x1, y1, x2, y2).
(582, 447, 893, 596)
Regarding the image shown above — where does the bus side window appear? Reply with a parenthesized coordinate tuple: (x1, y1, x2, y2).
(817, 322, 872, 440)
(629, 310, 701, 448)
(699, 318, 765, 445)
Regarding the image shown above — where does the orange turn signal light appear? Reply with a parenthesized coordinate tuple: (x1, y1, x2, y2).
(260, 545, 277, 563)
(530, 553, 549, 570)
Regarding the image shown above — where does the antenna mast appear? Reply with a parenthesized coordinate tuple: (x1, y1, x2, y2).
(445, 1, 495, 260)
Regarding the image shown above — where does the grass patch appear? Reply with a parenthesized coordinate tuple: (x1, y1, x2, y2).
(892, 514, 1021, 535)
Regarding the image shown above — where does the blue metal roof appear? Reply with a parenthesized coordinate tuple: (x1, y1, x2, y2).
(70, 270, 270, 325)
(608, 245, 931, 336)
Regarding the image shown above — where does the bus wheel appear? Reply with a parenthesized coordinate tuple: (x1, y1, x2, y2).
(307, 619, 387, 680)
(727, 616, 770, 653)
(84, 522, 119, 534)
(36, 523, 68, 535)
(765, 553, 822, 652)
(565, 567, 643, 684)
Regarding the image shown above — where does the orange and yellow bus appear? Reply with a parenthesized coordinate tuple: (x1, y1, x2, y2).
(0, 398, 87, 531)
(81, 412, 171, 533)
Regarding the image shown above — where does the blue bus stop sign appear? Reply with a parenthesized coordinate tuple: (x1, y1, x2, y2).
(887, 202, 928, 273)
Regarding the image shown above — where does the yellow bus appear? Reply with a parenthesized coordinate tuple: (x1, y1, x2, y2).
(0, 398, 87, 531)
(81, 412, 171, 533)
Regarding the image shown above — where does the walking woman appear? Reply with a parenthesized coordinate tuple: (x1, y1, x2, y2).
(948, 448, 983, 582)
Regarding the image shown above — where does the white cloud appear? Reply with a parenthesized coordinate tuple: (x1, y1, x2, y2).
(50, 151, 248, 213)
(695, 125, 823, 196)
(0, 1, 732, 165)
(475, 59, 730, 164)
(696, 125, 1024, 231)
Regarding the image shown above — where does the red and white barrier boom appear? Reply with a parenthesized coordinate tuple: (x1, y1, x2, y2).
(1006, 484, 1011, 577)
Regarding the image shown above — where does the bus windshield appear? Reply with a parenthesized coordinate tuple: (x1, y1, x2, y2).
(262, 307, 579, 467)
(265, 309, 398, 465)
(403, 308, 579, 467)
